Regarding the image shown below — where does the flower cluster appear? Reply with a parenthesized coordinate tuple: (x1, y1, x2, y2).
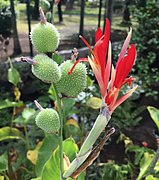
(69, 18, 137, 114)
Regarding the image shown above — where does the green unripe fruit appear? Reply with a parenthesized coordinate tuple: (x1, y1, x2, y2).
(56, 60, 87, 97)
(30, 22, 60, 53)
(32, 54, 61, 83)
(40, 0, 50, 12)
(35, 108, 60, 134)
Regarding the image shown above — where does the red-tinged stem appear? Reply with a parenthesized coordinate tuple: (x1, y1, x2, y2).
(68, 59, 88, 75)
(39, 7, 47, 23)
(20, 57, 37, 65)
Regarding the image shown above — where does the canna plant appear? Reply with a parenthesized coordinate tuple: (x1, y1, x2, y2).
(20, 7, 137, 180)
(64, 18, 138, 178)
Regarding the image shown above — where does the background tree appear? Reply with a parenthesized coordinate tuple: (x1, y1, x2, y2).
(78, 0, 85, 47)
(98, 0, 103, 28)
(121, 0, 131, 25)
(58, 0, 63, 22)
(10, 0, 21, 55)
(103, 0, 113, 30)
(65, 0, 74, 10)
(32, 0, 39, 20)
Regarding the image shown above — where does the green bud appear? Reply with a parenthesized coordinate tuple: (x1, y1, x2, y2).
(30, 22, 60, 53)
(35, 108, 60, 134)
(32, 54, 61, 83)
(56, 60, 87, 97)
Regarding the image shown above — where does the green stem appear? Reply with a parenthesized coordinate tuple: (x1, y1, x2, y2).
(8, 57, 13, 69)
(51, 83, 64, 179)
(24, 124, 30, 150)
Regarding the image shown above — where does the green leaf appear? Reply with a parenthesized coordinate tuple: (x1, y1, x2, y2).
(13, 108, 35, 124)
(86, 97, 102, 109)
(62, 98, 76, 117)
(8, 68, 21, 86)
(41, 138, 78, 180)
(22, 108, 36, 122)
(86, 76, 94, 88)
(146, 175, 159, 180)
(0, 176, 4, 180)
(0, 152, 8, 172)
(31, 178, 41, 180)
(13, 116, 25, 124)
(35, 134, 59, 177)
(137, 152, 154, 180)
(64, 119, 81, 143)
(48, 84, 56, 101)
(0, 99, 23, 110)
(147, 106, 159, 130)
(0, 127, 22, 141)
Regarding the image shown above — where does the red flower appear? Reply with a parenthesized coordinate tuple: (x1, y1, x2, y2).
(69, 18, 138, 114)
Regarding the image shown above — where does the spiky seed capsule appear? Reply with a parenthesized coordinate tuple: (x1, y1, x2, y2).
(35, 108, 60, 134)
(40, 0, 50, 12)
(30, 22, 60, 53)
(32, 54, 61, 83)
(56, 60, 87, 97)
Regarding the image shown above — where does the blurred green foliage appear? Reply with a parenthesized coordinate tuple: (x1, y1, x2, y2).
(132, 0, 159, 98)
(0, 0, 12, 35)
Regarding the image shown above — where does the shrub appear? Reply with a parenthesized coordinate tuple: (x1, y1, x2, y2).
(132, 0, 159, 98)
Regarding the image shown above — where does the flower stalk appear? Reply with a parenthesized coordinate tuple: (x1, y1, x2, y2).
(63, 105, 111, 178)
(51, 83, 64, 179)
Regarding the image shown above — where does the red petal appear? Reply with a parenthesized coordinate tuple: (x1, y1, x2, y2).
(79, 35, 94, 56)
(114, 44, 136, 88)
(94, 19, 111, 81)
(103, 18, 110, 49)
(116, 28, 132, 69)
(103, 41, 112, 97)
(95, 28, 103, 43)
(111, 85, 138, 112)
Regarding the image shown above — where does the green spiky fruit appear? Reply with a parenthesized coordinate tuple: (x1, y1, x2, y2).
(32, 54, 61, 83)
(40, 0, 50, 12)
(30, 22, 60, 53)
(56, 60, 87, 97)
(35, 108, 60, 134)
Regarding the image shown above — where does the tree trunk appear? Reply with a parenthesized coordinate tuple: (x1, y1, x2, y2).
(58, 0, 63, 22)
(98, 0, 102, 28)
(32, 0, 39, 20)
(10, 0, 22, 55)
(106, 0, 113, 24)
(122, 0, 131, 25)
(78, 0, 85, 47)
(65, 0, 74, 10)
(103, 0, 113, 32)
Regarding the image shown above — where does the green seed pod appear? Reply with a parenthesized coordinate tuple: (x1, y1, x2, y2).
(40, 0, 50, 12)
(35, 108, 60, 134)
(56, 60, 87, 97)
(30, 22, 60, 53)
(32, 54, 61, 83)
